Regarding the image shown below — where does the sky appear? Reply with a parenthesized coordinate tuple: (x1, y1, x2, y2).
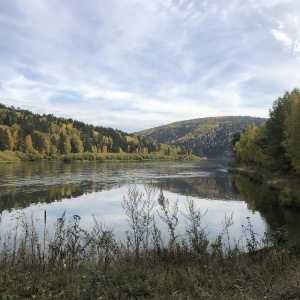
(0, 0, 300, 133)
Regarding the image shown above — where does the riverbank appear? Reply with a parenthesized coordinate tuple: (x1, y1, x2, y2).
(61, 152, 205, 162)
(228, 162, 300, 207)
(1, 185, 300, 299)
(1, 248, 299, 299)
(0, 150, 205, 163)
(0, 210, 299, 299)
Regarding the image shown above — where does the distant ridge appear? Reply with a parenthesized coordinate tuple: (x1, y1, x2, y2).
(135, 116, 267, 158)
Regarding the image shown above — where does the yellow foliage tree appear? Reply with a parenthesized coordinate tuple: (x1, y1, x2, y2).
(283, 91, 300, 174)
(24, 134, 33, 151)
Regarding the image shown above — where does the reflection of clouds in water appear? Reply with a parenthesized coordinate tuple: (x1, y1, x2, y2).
(0, 184, 267, 245)
(159, 193, 266, 242)
(200, 199, 266, 240)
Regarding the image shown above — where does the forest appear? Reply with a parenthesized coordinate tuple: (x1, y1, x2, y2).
(233, 88, 300, 175)
(0, 104, 196, 161)
(136, 116, 266, 157)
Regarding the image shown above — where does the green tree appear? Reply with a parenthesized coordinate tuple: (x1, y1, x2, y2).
(234, 123, 258, 164)
(58, 133, 71, 154)
(252, 123, 269, 166)
(264, 90, 295, 170)
(283, 90, 300, 174)
(0, 125, 14, 151)
(70, 135, 84, 153)
(32, 131, 50, 156)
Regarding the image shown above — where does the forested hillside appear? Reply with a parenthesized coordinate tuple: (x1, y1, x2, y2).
(233, 88, 300, 175)
(135, 116, 266, 158)
(0, 104, 194, 160)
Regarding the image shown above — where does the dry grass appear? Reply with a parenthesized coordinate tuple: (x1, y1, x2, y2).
(0, 185, 299, 299)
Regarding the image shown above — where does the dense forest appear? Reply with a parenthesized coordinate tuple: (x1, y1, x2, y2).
(233, 88, 300, 176)
(0, 104, 195, 161)
(135, 116, 266, 158)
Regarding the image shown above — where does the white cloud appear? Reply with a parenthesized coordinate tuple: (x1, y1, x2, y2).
(0, 0, 300, 132)
(271, 28, 292, 47)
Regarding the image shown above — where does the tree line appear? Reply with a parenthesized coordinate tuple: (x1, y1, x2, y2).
(233, 88, 300, 176)
(0, 104, 196, 160)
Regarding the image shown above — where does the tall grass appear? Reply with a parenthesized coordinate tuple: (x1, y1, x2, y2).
(0, 185, 298, 299)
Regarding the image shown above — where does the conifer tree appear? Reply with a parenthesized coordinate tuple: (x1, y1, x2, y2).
(0, 125, 14, 151)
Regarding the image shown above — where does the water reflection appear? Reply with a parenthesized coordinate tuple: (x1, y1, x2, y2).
(157, 175, 241, 200)
(1, 159, 294, 245)
(233, 175, 300, 249)
(0, 160, 241, 212)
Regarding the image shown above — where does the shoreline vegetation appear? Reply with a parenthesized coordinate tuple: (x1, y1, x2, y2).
(230, 88, 300, 208)
(228, 162, 300, 208)
(1, 185, 299, 299)
(0, 150, 205, 163)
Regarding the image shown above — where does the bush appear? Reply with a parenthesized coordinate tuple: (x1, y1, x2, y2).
(0, 150, 21, 162)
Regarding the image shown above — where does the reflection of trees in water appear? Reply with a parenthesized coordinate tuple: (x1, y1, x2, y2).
(1, 161, 64, 178)
(0, 181, 121, 213)
(154, 175, 238, 200)
(0, 161, 132, 213)
(233, 175, 300, 249)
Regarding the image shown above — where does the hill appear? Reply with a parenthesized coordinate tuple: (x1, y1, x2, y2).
(135, 116, 267, 158)
(0, 103, 194, 160)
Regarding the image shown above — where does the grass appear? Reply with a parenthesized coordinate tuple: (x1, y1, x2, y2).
(2, 253, 299, 299)
(0, 186, 300, 299)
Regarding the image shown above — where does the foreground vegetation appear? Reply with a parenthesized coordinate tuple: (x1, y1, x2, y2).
(0, 186, 299, 299)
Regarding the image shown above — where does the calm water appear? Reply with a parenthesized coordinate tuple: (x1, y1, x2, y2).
(1, 159, 299, 247)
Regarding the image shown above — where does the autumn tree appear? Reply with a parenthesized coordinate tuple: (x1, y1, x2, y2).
(70, 135, 84, 153)
(264, 91, 295, 170)
(58, 133, 71, 154)
(0, 102, 170, 158)
(32, 131, 51, 156)
(234, 123, 259, 164)
(24, 134, 34, 151)
(233, 88, 300, 172)
(0, 125, 14, 151)
(282, 89, 300, 174)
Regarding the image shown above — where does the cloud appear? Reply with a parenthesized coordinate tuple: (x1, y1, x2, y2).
(271, 25, 293, 48)
(0, 0, 300, 132)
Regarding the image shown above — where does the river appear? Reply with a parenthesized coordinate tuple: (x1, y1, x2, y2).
(0, 159, 299, 248)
